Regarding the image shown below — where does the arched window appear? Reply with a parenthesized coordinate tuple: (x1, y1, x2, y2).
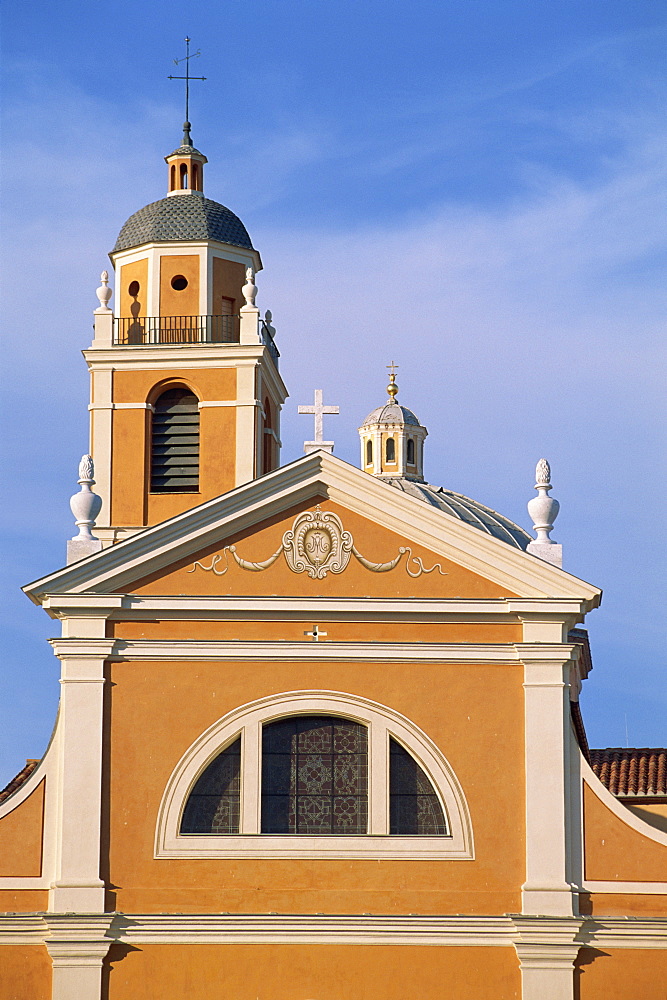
(162, 693, 474, 859)
(366, 439, 373, 465)
(407, 438, 415, 465)
(151, 387, 200, 493)
(386, 437, 396, 463)
(261, 716, 368, 834)
(192, 162, 199, 190)
(180, 163, 189, 189)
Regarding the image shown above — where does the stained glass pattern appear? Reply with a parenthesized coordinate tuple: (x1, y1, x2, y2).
(389, 738, 447, 835)
(261, 716, 368, 834)
(180, 736, 241, 834)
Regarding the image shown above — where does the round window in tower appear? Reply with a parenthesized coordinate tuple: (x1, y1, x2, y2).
(128, 280, 140, 297)
(171, 275, 189, 291)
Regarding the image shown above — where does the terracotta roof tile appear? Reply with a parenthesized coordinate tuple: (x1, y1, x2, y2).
(589, 748, 667, 798)
(0, 759, 40, 804)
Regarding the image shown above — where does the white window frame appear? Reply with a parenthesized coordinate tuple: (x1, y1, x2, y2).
(155, 691, 474, 860)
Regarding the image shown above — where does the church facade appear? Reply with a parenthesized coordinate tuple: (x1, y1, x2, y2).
(0, 124, 665, 1000)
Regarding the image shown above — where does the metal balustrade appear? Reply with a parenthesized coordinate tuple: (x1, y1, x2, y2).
(113, 314, 240, 345)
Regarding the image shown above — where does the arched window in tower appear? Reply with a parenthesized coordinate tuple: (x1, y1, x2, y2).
(407, 438, 415, 465)
(262, 397, 273, 476)
(151, 387, 200, 493)
(385, 437, 396, 463)
(192, 162, 199, 190)
(170, 164, 176, 191)
(366, 439, 373, 465)
(179, 163, 189, 190)
(389, 738, 446, 835)
(261, 716, 368, 834)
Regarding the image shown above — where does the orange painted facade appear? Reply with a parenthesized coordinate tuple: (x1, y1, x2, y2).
(0, 780, 44, 877)
(2, 133, 664, 1000)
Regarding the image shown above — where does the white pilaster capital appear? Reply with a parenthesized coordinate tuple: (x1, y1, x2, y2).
(512, 915, 583, 965)
(45, 913, 114, 964)
(49, 638, 117, 663)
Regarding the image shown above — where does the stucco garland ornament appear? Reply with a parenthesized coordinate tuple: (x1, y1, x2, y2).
(189, 506, 447, 579)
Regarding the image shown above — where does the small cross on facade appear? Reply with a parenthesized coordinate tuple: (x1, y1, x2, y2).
(298, 389, 339, 455)
(304, 625, 328, 642)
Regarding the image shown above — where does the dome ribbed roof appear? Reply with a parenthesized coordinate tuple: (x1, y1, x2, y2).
(360, 402, 421, 427)
(113, 195, 254, 253)
(380, 477, 532, 549)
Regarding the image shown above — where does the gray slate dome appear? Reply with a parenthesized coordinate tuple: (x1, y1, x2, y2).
(113, 195, 254, 253)
(361, 402, 421, 427)
(380, 477, 532, 550)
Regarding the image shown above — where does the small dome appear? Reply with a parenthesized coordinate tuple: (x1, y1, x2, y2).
(360, 402, 421, 427)
(113, 196, 255, 253)
(380, 477, 532, 550)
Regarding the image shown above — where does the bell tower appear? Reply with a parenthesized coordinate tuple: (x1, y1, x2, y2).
(85, 127, 287, 542)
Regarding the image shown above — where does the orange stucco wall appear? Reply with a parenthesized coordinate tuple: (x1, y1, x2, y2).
(159, 254, 200, 317)
(577, 947, 667, 1000)
(624, 801, 667, 834)
(212, 256, 245, 313)
(109, 367, 237, 526)
(583, 781, 667, 883)
(118, 258, 148, 318)
(104, 944, 520, 1000)
(106, 657, 525, 914)
(109, 619, 522, 643)
(0, 945, 51, 1000)
(582, 891, 667, 918)
(0, 780, 44, 877)
(0, 890, 48, 912)
(129, 498, 520, 600)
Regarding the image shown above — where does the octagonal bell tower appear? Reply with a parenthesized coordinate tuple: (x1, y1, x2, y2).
(86, 126, 287, 543)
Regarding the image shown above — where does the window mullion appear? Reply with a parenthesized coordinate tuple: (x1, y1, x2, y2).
(241, 721, 261, 834)
(369, 721, 388, 835)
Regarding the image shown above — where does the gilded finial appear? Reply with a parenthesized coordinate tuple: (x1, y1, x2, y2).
(386, 361, 399, 401)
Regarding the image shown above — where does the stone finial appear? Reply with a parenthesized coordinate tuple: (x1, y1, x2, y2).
(95, 271, 112, 312)
(67, 455, 103, 564)
(526, 458, 562, 567)
(241, 267, 257, 308)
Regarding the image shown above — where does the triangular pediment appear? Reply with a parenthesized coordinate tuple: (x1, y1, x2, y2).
(24, 453, 601, 606)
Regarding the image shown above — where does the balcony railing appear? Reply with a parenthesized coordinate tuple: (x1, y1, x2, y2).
(260, 318, 280, 366)
(113, 314, 240, 346)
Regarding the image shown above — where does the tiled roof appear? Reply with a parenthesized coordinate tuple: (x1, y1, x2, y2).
(114, 196, 254, 253)
(589, 748, 667, 798)
(0, 759, 39, 804)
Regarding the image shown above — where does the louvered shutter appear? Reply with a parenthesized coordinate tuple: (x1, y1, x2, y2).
(151, 388, 200, 493)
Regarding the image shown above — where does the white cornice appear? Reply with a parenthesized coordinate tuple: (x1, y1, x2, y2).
(46, 637, 579, 664)
(2, 913, 665, 949)
(24, 455, 602, 606)
(40, 594, 590, 622)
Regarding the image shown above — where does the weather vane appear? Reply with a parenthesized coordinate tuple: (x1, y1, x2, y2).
(168, 36, 206, 140)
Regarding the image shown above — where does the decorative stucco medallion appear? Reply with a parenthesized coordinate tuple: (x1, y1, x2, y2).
(282, 506, 353, 579)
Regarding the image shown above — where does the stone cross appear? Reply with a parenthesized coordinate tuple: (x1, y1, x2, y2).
(298, 389, 339, 455)
(304, 625, 328, 642)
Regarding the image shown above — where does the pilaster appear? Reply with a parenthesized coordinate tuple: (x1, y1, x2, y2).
(46, 914, 113, 1000)
(48, 638, 114, 913)
(520, 645, 580, 917)
(512, 916, 583, 1000)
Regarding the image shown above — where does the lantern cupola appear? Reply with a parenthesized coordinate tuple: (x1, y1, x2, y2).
(165, 123, 208, 195)
(358, 371, 428, 481)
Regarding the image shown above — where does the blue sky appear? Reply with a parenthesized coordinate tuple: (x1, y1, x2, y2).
(1, 1, 666, 785)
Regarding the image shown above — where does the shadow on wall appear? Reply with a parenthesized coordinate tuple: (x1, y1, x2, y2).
(574, 947, 611, 1000)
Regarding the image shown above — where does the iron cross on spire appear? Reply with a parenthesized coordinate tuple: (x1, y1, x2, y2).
(168, 36, 206, 142)
(298, 389, 339, 455)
